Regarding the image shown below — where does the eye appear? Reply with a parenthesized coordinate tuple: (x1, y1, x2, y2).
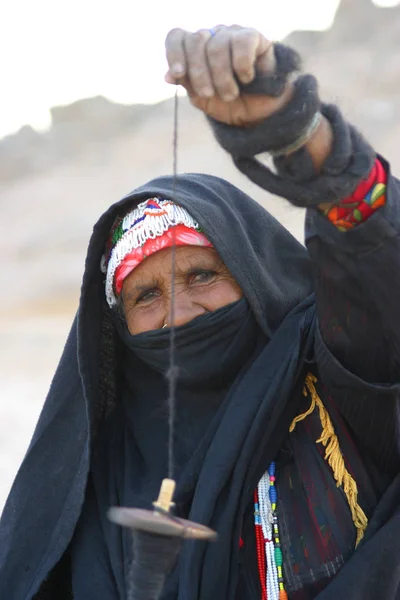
(188, 270, 216, 285)
(135, 288, 161, 305)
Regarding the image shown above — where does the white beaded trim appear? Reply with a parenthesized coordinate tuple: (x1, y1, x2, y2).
(104, 199, 200, 307)
(258, 473, 279, 600)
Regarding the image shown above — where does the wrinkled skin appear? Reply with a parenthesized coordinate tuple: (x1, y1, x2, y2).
(121, 246, 243, 334)
(164, 24, 333, 176)
(164, 24, 293, 127)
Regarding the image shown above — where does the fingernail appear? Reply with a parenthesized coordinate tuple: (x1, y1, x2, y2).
(241, 72, 253, 84)
(164, 71, 175, 83)
(171, 63, 185, 75)
(200, 87, 214, 98)
(223, 92, 237, 102)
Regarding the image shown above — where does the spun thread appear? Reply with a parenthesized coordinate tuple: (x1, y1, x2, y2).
(167, 88, 180, 479)
(128, 531, 182, 600)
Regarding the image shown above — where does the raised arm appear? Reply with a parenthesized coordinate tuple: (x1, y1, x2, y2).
(164, 25, 400, 382)
(164, 25, 400, 474)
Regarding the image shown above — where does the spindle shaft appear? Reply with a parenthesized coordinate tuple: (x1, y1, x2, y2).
(108, 478, 217, 599)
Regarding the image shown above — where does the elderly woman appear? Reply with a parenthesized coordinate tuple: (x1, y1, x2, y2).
(1, 24, 400, 600)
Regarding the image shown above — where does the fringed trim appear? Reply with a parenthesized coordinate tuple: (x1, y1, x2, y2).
(289, 373, 368, 547)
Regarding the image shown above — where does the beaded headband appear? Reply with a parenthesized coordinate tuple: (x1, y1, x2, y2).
(102, 198, 212, 308)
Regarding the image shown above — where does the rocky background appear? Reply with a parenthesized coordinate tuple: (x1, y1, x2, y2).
(1, 0, 399, 509)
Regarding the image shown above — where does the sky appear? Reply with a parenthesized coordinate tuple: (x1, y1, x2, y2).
(0, 0, 397, 138)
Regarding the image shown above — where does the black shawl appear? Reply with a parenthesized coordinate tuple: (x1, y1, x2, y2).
(1, 173, 400, 600)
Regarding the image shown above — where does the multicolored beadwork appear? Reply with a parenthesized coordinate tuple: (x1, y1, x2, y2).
(254, 462, 288, 600)
(102, 198, 212, 307)
(323, 158, 387, 232)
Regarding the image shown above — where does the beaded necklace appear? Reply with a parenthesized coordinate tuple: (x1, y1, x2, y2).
(254, 462, 288, 600)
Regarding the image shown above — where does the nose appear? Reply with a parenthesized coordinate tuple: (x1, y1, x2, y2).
(166, 296, 205, 328)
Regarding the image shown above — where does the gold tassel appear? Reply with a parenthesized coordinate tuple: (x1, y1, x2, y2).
(289, 373, 368, 547)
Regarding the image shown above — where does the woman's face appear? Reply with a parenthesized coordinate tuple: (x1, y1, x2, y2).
(121, 246, 243, 334)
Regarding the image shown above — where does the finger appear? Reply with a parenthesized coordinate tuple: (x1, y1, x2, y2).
(232, 29, 275, 84)
(165, 28, 187, 79)
(206, 30, 240, 102)
(164, 73, 196, 99)
(164, 71, 178, 84)
(183, 29, 215, 97)
(231, 28, 263, 84)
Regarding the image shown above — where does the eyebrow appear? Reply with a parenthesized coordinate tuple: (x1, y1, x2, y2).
(121, 280, 160, 305)
(121, 254, 225, 304)
(178, 253, 223, 272)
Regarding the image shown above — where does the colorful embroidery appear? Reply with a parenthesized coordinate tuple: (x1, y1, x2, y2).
(254, 463, 288, 600)
(323, 159, 387, 231)
(102, 198, 212, 307)
(114, 224, 212, 297)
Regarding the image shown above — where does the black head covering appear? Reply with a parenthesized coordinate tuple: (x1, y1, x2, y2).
(0, 173, 315, 599)
(100, 173, 314, 337)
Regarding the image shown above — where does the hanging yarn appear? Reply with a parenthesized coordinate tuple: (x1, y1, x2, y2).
(289, 372, 368, 546)
(167, 88, 180, 480)
(108, 90, 217, 600)
(127, 530, 182, 600)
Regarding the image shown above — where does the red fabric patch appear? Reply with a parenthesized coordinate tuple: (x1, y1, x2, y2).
(324, 158, 387, 231)
(114, 224, 213, 295)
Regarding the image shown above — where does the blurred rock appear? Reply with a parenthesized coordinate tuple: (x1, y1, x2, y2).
(0, 0, 399, 318)
(0, 96, 153, 181)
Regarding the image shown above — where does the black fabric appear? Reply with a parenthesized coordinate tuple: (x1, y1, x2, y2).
(304, 159, 400, 479)
(116, 297, 260, 387)
(70, 297, 315, 600)
(276, 386, 381, 598)
(0, 173, 313, 600)
(208, 74, 320, 157)
(116, 297, 265, 503)
(237, 42, 302, 97)
(208, 89, 375, 206)
(237, 382, 387, 600)
(1, 168, 400, 600)
(69, 298, 273, 599)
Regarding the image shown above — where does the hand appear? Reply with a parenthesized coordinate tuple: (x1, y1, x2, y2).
(164, 25, 293, 127)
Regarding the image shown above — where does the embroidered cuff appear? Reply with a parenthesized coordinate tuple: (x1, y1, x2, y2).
(323, 159, 387, 231)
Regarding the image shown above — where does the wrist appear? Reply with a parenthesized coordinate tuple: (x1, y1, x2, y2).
(304, 114, 334, 175)
(242, 82, 295, 128)
(207, 74, 320, 160)
(243, 84, 332, 167)
(245, 83, 333, 170)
